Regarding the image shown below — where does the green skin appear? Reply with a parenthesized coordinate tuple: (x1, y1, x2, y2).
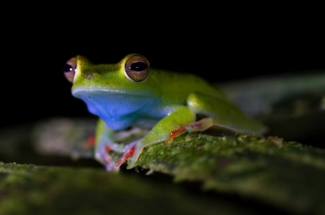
(68, 54, 266, 171)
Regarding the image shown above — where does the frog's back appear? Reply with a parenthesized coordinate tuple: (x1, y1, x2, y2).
(150, 69, 228, 104)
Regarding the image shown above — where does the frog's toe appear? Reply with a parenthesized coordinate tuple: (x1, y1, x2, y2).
(115, 146, 136, 169)
(95, 146, 116, 169)
(126, 143, 145, 169)
(96, 152, 118, 171)
(105, 163, 119, 171)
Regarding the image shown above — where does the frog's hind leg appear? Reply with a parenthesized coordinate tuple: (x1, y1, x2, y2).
(186, 92, 267, 134)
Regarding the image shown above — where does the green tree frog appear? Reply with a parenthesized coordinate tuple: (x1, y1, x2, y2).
(64, 54, 266, 171)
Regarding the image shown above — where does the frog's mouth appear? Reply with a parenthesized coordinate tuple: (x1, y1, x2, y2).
(72, 87, 154, 97)
(72, 87, 160, 130)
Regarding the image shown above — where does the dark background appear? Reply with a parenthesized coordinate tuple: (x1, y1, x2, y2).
(1, 2, 324, 128)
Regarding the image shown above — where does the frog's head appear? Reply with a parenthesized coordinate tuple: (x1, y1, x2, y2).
(64, 53, 151, 89)
(63, 54, 159, 129)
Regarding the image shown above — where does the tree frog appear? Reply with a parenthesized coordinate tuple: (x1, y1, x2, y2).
(64, 54, 266, 171)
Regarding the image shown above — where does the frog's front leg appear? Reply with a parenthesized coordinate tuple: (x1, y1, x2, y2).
(116, 106, 196, 169)
(94, 119, 124, 171)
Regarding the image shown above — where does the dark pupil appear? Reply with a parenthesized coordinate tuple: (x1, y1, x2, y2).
(130, 62, 147, 71)
(64, 64, 73, 73)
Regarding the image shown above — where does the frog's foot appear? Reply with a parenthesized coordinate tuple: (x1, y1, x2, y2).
(95, 142, 124, 171)
(165, 118, 214, 144)
(115, 141, 141, 169)
(184, 118, 214, 132)
(164, 126, 186, 144)
(115, 146, 135, 169)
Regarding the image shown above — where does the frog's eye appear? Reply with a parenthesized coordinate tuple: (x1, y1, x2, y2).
(64, 57, 77, 83)
(125, 54, 150, 82)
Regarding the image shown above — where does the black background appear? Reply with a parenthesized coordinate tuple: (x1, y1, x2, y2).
(1, 2, 324, 128)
